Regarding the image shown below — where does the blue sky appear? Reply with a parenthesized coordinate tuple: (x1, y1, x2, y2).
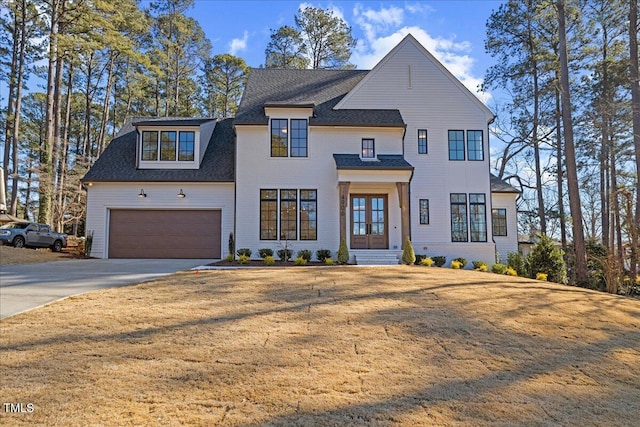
(183, 0, 505, 103)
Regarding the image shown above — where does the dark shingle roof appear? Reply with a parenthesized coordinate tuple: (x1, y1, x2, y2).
(333, 154, 414, 170)
(490, 174, 520, 193)
(82, 118, 235, 183)
(235, 68, 405, 128)
(133, 118, 215, 127)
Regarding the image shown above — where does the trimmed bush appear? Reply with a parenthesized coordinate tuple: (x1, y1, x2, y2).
(506, 267, 518, 276)
(337, 239, 349, 264)
(294, 256, 307, 266)
(507, 251, 526, 276)
(238, 254, 250, 265)
(325, 258, 335, 265)
(477, 264, 488, 272)
(402, 237, 416, 265)
(414, 254, 427, 265)
(472, 260, 487, 270)
(316, 249, 332, 262)
(453, 257, 467, 268)
(526, 235, 567, 284)
(492, 263, 507, 274)
(237, 248, 252, 258)
(297, 249, 312, 262)
(536, 272, 548, 281)
(420, 257, 434, 267)
(277, 248, 293, 261)
(263, 255, 275, 266)
(451, 260, 462, 269)
(432, 256, 446, 267)
(258, 248, 273, 258)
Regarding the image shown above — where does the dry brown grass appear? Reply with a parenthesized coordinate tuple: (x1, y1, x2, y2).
(0, 245, 80, 266)
(1, 267, 639, 426)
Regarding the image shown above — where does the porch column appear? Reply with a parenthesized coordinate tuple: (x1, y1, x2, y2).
(396, 182, 410, 247)
(339, 181, 350, 244)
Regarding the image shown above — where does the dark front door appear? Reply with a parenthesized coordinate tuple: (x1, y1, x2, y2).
(350, 195, 388, 249)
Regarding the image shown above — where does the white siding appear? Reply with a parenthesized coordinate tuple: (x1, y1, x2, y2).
(491, 192, 519, 262)
(234, 124, 405, 258)
(85, 182, 234, 259)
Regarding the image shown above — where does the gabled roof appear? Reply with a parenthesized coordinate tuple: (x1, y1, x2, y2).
(490, 174, 520, 193)
(334, 34, 494, 121)
(333, 154, 413, 170)
(235, 68, 405, 128)
(82, 118, 235, 183)
(133, 118, 215, 127)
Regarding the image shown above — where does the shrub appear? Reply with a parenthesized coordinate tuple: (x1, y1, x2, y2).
(492, 263, 507, 274)
(420, 257, 434, 267)
(402, 237, 416, 265)
(507, 251, 526, 276)
(414, 254, 426, 265)
(237, 248, 252, 258)
(224, 253, 235, 262)
(477, 264, 488, 272)
(316, 249, 332, 262)
(238, 254, 250, 265)
(432, 256, 447, 267)
(536, 272, 548, 281)
(472, 260, 487, 270)
(506, 267, 518, 276)
(263, 255, 275, 266)
(526, 235, 567, 284)
(294, 256, 307, 266)
(325, 258, 335, 265)
(337, 238, 349, 264)
(451, 260, 462, 269)
(258, 248, 273, 258)
(277, 248, 293, 261)
(453, 257, 467, 268)
(297, 249, 312, 262)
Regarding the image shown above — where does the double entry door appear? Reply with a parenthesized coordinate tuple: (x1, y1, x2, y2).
(350, 194, 388, 249)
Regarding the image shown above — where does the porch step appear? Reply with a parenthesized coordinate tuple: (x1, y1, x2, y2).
(353, 250, 400, 266)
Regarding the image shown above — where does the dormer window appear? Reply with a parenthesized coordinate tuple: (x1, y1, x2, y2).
(361, 138, 375, 159)
(270, 118, 308, 158)
(141, 130, 195, 162)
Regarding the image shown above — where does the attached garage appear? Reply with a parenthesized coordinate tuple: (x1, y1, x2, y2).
(108, 209, 221, 258)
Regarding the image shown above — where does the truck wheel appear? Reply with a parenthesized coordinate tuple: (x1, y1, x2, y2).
(13, 236, 25, 248)
(52, 240, 63, 252)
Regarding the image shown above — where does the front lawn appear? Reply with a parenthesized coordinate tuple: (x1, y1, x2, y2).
(1, 267, 638, 426)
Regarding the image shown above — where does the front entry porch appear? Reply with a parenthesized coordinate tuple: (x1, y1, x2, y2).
(350, 194, 388, 249)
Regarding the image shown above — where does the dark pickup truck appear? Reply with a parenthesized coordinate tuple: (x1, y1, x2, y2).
(0, 222, 68, 252)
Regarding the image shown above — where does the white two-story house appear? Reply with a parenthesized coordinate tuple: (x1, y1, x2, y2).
(83, 34, 519, 264)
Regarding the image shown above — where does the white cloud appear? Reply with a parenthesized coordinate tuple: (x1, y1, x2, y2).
(229, 31, 249, 56)
(353, 3, 404, 41)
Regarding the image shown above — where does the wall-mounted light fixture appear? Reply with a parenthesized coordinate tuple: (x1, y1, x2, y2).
(138, 189, 147, 198)
(177, 189, 186, 198)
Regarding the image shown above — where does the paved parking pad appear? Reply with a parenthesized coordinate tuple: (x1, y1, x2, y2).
(0, 258, 212, 319)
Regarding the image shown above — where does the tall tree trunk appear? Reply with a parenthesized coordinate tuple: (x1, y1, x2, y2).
(629, 0, 639, 283)
(51, 52, 64, 230)
(39, 0, 59, 225)
(97, 53, 115, 155)
(82, 52, 93, 161)
(56, 63, 73, 232)
(9, 0, 28, 216)
(3, 3, 19, 199)
(610, 145, 624, 264)
(555, 86, 567, 252)
(557, 0, 588, 284)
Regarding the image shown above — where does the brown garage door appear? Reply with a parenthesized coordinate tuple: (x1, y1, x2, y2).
(109, 210, 221, 258)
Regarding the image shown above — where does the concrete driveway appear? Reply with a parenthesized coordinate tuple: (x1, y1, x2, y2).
(0, 258, 213, 319)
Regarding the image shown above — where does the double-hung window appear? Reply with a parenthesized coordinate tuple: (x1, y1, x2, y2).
(178, 131, 195, 161)
(492, 208, 507, 236)
(469, 194, 487, 242)
(418, 129, 428, 154)
(450, 193, 468, 242)
(260, 190, 278, 240)
(142, 131, 158, 160)
(467, 130, 483, 161)
(362, 138, 375, 159)
(300, 190, 317, 240)
(419, 199, 429, 224)
(448, 130, 465, 160)
(280, 190, 297, 240)
(271, 119, 308, 157)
